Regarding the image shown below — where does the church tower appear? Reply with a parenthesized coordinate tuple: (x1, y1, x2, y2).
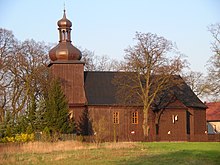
(48, 10, 86, 106)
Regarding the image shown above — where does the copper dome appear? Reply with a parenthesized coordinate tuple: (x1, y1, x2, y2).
(49, 10, 82, 61)
(49, 42, 82, 61)
(57, 10, 72, 28)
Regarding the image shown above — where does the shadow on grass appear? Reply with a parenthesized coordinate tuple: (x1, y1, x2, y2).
(118, 150, 220, 165)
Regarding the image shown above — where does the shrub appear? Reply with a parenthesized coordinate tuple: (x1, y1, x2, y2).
(41, 126, 51, 142)
(0, 133, 34, 143)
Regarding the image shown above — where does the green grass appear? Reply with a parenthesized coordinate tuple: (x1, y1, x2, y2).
(1, 142, 220, 165)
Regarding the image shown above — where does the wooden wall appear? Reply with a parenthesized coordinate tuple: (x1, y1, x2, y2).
(188, 108, 208, 141)
(88, 106, 144, 141)
(50, 63, 86, 104)
(69, 104, 208, 142)
(158, 108, 188, 141)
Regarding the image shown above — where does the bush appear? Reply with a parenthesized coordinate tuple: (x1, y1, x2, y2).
(0, 133, 34, 143)
(41, 127, 51, 142)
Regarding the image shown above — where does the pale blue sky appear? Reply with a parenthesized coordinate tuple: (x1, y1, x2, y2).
(0, 0, 219, 73)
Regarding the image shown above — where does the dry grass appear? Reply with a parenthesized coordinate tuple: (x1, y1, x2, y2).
(0, 142, 220, 165)
(0, 141, 136, 154)
(0, 141, 138, 165)
(103, 141, 136, 149)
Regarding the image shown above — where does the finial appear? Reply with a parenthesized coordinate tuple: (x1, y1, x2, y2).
(64, 1, 66, 11)
(63, 4, 66, 19)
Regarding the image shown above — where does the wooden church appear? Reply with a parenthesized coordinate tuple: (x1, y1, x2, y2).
(48, 10, 207, 142)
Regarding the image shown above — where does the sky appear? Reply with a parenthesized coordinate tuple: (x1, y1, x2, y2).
(0, 0, 219, 74)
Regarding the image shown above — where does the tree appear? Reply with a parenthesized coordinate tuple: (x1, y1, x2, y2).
(0, 28, 52, 136)
(77, 107, 93, 136)
(81, 48, 120, 71)
(81, 49, 96, 71)
(115, 32, 186, 140)
(92, 116, 108, 144)
(183, 70, 209, 98)
(0, 28, 17, 123)
(5, 39, 50, 134)
(43, 78, 71, 136)
(207, 23, 220, 100)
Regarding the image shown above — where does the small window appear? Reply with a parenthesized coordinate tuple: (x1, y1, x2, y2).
(113, 112, 119, 124)
(132, 111, 138, 124)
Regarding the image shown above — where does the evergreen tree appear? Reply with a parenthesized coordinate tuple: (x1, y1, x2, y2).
(34, 98, 46, 131)
(66, 115, 77, 134)
(44, 78, 71, 135)
(27, 93, 37, 132)
(77, 108, 93, 135)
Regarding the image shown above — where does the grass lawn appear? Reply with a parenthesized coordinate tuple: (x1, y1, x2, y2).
(0, 142, 220, 165)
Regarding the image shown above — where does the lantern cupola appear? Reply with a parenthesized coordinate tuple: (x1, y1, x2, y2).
(49, 10, 82, 61)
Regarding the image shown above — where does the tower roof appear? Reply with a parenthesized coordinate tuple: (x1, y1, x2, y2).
(49, 10, 82, 61)
(57, 9, 72, 28)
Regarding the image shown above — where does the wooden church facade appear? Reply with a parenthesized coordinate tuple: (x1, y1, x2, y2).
(48, 10, 207, 142)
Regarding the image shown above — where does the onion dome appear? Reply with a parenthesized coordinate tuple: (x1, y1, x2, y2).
(57, 10, 72, 28)
(49, 10, 82, 61)
(49, 42, 82, 61)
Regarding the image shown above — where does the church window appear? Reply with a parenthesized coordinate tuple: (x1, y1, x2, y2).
(132, 111, 138, 124)
(113, 112, 119, 124)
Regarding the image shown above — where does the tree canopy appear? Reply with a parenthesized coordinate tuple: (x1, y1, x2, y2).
(114, 32, 187, 139)
(0, 28, 75, 139)
(207, 23, 220, 100)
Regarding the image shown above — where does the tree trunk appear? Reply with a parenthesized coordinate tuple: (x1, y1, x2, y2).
(0, 107, 4, 122)
(142, 107, 150, 141)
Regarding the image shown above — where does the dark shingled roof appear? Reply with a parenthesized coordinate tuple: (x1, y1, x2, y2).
(173, 80, 207, 109)
(84, 71, 118, 105)
(84, 71, 207, 109)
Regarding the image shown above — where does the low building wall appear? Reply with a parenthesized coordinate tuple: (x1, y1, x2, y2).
(208, 134, 220, 142)
(189, 134, 208, 142)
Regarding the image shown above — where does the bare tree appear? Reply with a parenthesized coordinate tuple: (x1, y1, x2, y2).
(81, 49, 96, 71)
(115, 32, 186, 140)
(0, 28, 51, 132)
(0, 28, 17, 122)
(81, 48, 121, 71)
(207, 23, 220, 100)
(6, 40, 50, 117)
(183, 70, 209, 98)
